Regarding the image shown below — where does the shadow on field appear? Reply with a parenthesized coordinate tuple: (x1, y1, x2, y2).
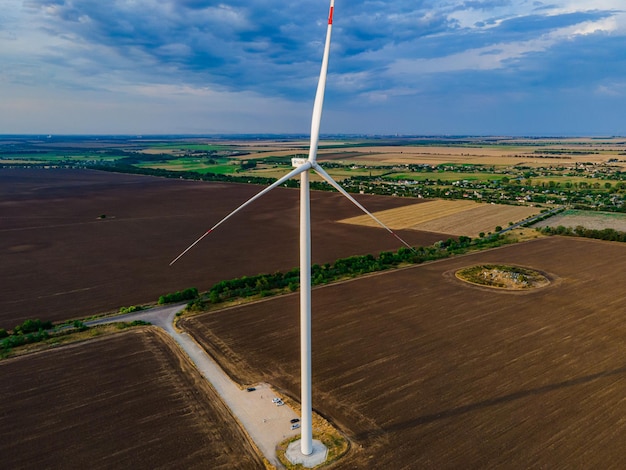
(362, 364, 626, 437)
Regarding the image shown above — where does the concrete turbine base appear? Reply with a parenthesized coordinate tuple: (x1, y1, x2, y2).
(285, 439, 328, 468)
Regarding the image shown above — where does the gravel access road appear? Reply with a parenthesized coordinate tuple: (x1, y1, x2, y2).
(87, 305, 301, 467)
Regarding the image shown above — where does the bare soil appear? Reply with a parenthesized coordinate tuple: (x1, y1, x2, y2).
(184, 236, 626, 468)
(0, 168, 448, 329)
(0, 328, 263, 469)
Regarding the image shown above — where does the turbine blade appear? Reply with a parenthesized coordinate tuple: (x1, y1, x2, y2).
(170, 162, 312, 265)
(306, 0, 334, 164)
(312, 162, 415, 251)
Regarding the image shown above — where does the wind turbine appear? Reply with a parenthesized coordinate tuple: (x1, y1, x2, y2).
(171, 0, 413, 458)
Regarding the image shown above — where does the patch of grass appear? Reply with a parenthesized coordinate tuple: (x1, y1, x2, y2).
(563, 209, 626, 220)
(275, 398, 350, 469)
(136, 158, 238, 175)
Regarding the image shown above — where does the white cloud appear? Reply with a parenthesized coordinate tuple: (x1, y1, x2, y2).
(388, 37, 552, 75)
(193, 4, 252, 31)
(550, 0, 624, 12)
(595, 81, 626, 96)
(386, 11, 624, 78)
(566, 13, 625, 36)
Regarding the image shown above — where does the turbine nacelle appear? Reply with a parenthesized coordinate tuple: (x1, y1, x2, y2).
(292, 157, 309, 168)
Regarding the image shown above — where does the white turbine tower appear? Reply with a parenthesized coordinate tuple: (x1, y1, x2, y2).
(171, 0, 413, 459)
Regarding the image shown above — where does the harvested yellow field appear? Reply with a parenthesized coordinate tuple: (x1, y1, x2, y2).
(339, 199, 543, 238)
(341, 199, 476, 228)
(416, 204, 542, 236)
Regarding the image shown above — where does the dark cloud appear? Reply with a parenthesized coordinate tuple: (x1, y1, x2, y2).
(507, 32, 626, 91)
(25, 1, 621, 95)
(25, 0, 329, 96)
(10, 1, 626, 134)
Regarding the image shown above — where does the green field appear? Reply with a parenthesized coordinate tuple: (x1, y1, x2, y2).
(143, 143, 230, 152)
(136, 157, 238, 175)
(0, 153, 123, 164)
(529, 176, 620, 187)
(534, 209, 626, 231)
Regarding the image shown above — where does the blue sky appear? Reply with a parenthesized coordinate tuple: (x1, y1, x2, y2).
(1, 1, 625, 135)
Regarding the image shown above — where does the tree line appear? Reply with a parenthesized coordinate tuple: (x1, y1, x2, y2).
(158, 287, 199, 305)
(1, 233, 514, 357)
(0, 316, 156, 358)
(185, 234, 507, 311)
(538, 225, 626, 242)
(1, 319, 55, 357)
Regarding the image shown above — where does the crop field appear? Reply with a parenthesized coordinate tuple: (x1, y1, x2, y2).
(388, 171, 497, 182)
(138, 143, 230, 153)
(310, 142, 626, 168)
(252, 147, 557, 167)
(184, 236, 626, 468)
(237, 164, 387, 182)
(234, 137, 626, 169)
(0, 168, 448, 329)
(136, 154, 390, 181)
(339, 199, 542, 237)
(533, 209, 626, 232)
(1, 153, 124, 165)
(237, 139, 626, 193)
(136, 158, 238, 175)
(0, 328, 263, 469)
(310, 147, 624, 167)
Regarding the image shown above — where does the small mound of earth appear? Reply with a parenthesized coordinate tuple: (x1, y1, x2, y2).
(456, 264, 550, 290)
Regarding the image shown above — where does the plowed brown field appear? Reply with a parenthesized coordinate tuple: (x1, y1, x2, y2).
(0, 168, 448, 329)
(184, 236, 626, 468)
(0, 328, 263, 469)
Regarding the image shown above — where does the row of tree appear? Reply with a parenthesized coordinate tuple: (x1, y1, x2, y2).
(0, 316, 150, 358)
(0, 318, 54, 338)
(190, 235, 503, 308)
(1, 330, 50, 354)
(158, 287, 199, 304)
(0, 231, 517, 356)
(0, 319, 55, 357)
(538, 225, 626, 242)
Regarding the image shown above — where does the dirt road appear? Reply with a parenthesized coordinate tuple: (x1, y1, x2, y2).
(88, 305, 300, 467)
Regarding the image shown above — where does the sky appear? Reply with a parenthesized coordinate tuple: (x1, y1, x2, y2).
(1, 0, 625, 136)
